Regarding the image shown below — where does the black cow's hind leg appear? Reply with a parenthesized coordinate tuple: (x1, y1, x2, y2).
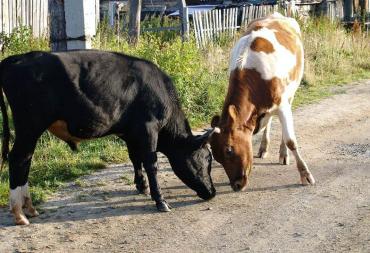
(8, 135, 39, 225)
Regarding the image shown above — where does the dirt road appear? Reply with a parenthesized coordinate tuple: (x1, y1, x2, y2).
(1, 80, 370, 253)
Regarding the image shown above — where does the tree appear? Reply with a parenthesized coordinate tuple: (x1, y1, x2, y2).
(49, 0, 67, 51)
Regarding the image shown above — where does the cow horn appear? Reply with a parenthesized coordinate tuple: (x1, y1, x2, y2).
(191, 127, 220, 148)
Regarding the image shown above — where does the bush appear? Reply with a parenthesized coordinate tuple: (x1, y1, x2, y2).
(0, 26, 49, 57)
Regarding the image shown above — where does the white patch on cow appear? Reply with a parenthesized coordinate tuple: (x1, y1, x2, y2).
(9, 185, 31, 225)
(230, 27, 296, 81)
(229, 36, 251, 72)
(9, 186, 23, 211)
(9, 182, 31, 210)
(259, 113, 273, 132)
(282, 81, 299, 102)
(21, 182, 31, 199)
(278, 102, 296, 145)
(269, 12, 301, 35)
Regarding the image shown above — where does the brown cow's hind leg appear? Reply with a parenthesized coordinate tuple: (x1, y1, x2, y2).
(279, 138, 290, 165)
(257, 117, 272, 159)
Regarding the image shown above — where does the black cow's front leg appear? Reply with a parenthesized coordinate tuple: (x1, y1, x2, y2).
(143, 152, 172, 212)
(125, 141, 149, 195)
(133, 161, 149, 195)
(129, 153, 149, 195)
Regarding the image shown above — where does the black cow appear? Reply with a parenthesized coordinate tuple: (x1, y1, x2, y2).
(0, 50, 217, 225)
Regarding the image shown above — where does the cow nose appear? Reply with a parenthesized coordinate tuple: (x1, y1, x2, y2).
(232, 176, 248, 192)
(232, 181, 242, 192)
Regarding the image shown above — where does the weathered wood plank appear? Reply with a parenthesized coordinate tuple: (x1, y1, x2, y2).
(0, 0, 3, 33)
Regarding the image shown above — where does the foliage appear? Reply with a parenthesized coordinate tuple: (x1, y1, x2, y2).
(0, 26, 49, 57)
(93, 21, 230, 125)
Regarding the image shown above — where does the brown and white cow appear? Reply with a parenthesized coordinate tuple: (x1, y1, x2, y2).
(210, 13, 315, 191)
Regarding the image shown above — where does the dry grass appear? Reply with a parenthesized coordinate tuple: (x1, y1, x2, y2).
(302, 18, 370, 87)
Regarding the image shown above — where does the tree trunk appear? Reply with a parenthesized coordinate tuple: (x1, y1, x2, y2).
(49, 0, 67, 51)
(128, 0, 142, 45)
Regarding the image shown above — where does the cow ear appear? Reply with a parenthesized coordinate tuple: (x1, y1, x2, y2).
(211, 115, 220, 127)
(228, 105, 239, 124)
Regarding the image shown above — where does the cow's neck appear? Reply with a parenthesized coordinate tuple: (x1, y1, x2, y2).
(220, 71, 256, 126)
(158, 109, 193, 152)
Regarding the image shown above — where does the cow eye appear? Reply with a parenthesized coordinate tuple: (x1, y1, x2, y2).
(225, 146, 234, 157)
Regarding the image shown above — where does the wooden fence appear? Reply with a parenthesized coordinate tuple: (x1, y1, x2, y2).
(0, 0, 49, 37)
(326, 0, 344, 21)
(193, 8, 239, 48)
(193, 5, 278, 48)
(240, 4, 278, 28)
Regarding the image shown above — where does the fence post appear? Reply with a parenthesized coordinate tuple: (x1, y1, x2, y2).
(128, 0, 142, 45)
(64, 0, 97, 50)
(178, 0, 189, 41)
(49, 0, 67, 51)
(343, 0, 353, 21)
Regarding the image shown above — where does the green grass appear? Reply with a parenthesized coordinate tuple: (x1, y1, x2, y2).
(0, 18, 369, 207)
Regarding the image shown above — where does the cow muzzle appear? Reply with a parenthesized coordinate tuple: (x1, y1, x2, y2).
(232, 175, 248, 192)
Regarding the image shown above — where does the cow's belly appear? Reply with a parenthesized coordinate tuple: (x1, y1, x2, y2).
(48, 120, 85, 143)
(253, 82, 299, 134)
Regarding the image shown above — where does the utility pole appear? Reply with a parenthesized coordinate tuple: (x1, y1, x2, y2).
(49, 0, 98, 51)
(128, 0, 142, 45)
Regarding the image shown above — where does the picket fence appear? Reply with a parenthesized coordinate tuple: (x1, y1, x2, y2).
(193, 7, 239, 48)
(193, 5, 278, 48)
(0, 0, 49, 37)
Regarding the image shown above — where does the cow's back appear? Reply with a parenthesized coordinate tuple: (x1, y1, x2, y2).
(0, 50, 179, 138)
(228, 13, 304, 109)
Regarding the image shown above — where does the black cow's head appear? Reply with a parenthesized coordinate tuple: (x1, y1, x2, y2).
(166, 128, 219, 200)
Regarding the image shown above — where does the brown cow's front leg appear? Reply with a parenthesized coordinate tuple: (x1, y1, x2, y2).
(143, 152, 172, 212)
(278, 104, 315, 185)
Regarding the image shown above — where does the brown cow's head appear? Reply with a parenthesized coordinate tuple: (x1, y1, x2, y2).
(210, 104, 257, 191)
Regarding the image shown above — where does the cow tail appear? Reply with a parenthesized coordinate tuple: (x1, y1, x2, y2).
(0, 67, 9, 169)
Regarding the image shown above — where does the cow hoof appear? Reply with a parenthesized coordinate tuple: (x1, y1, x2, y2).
(156, 201, 172, 212)
(15, 214, 30, 226)
(301, 173, 315, 185)
(279, 155, 290, 165)
(136, 185, 150, 195)
(257, 150, 268, 159)
(24, 208, 39, 218)
(135, 179, 150, 195)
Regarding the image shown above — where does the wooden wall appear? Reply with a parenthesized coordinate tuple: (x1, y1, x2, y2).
(0, 0, 48, 37)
